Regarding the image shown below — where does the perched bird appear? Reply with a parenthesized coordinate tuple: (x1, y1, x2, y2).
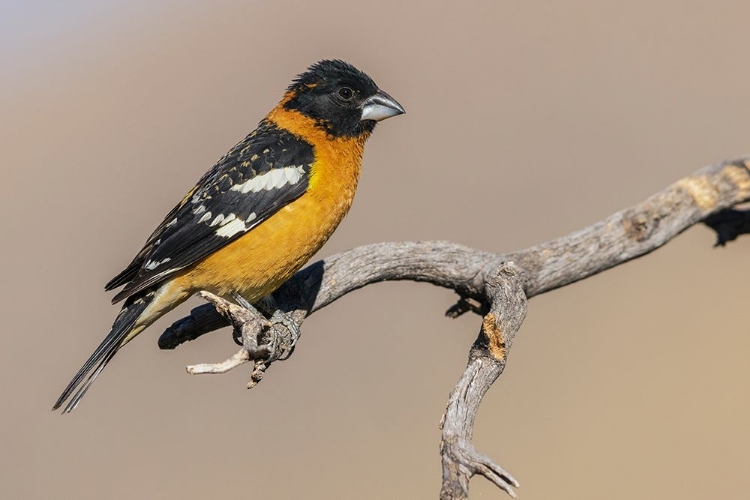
(53, 60, 404, 413)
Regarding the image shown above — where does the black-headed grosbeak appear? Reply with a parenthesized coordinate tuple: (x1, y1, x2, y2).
(53, 60, 404, 413)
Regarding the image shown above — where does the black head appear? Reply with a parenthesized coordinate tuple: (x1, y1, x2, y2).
(284, 60, 404, 138)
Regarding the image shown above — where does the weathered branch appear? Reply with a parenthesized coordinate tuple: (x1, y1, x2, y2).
(440, 263, 527, 499)
(159, 156, 750, 498)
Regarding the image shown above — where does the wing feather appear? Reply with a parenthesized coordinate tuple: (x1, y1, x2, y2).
(108, 121, 314, 303)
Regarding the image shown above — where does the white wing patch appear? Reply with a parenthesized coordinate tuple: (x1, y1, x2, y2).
(188, 165, 306, 238)
(209, 214, 225, 227)
(206, 211, 258, 238)
(215, 218, 248, 238)
(197, 208, 258, 238)
(144, 257, 172, 270)
(231, 166, 305, 194)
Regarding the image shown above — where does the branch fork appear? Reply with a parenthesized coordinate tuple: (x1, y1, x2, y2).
(156, 156, 750, 498)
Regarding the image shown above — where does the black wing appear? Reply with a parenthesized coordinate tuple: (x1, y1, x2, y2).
(107, 120, 314, 303)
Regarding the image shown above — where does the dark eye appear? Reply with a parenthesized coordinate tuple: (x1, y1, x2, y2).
(337, 87, 354, 100)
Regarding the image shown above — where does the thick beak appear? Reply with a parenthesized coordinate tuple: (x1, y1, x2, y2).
(360, 89, 405, 122)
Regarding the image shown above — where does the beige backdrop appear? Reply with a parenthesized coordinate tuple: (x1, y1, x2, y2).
(2, 1, 749, 498)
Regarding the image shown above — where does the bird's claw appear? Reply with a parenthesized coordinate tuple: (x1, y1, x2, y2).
(240, 303, 300, 388)
(267, 309, 300, 361)
(186, 291, 300, 384)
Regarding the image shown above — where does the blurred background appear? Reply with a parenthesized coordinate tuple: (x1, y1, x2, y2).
(2, 1, 749, 498)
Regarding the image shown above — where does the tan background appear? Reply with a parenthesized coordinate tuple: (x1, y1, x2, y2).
(2, 1, 749, 498)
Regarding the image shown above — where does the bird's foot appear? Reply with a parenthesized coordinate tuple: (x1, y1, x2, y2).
(232, 293, 299, 361)
(231, 291, 254, 310)
(185, 292, 301, 388)
(240, 307, 301, 389)
(262, 295, 300, 361)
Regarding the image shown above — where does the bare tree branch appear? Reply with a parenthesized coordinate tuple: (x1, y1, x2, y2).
(159, 156, 750, 498)
(440, 263, 527, 499)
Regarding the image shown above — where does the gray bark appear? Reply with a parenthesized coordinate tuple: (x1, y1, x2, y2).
(158, 156, 750, 498)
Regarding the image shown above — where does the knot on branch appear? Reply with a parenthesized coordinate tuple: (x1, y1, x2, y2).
(624, 210, 660, 242)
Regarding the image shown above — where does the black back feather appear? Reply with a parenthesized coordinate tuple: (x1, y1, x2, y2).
(106, 121, 313, 303)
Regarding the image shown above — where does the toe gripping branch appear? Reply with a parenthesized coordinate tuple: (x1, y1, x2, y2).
(440, 263, 528, 500)
(181, 292, 301, 389)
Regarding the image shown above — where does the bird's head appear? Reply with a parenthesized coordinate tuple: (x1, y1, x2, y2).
(283, 59, 405, 138)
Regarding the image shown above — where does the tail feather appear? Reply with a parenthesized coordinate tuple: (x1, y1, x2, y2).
(105, 262, 141, 293)
(61, 348, 119, 413)
(53, 291, 155, 413)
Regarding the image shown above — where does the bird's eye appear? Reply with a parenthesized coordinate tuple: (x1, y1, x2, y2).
(337, 87, 354, 100)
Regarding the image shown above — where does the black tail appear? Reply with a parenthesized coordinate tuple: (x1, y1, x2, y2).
(53, 291, 155, 413)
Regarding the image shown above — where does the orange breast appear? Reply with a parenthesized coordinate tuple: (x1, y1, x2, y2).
(175, 103, 368, 301)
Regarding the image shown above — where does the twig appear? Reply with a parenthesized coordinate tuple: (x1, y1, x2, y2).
(186, 350, 250, 375)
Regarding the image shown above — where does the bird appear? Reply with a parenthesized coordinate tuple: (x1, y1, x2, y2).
(53, 59, 405, 413)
